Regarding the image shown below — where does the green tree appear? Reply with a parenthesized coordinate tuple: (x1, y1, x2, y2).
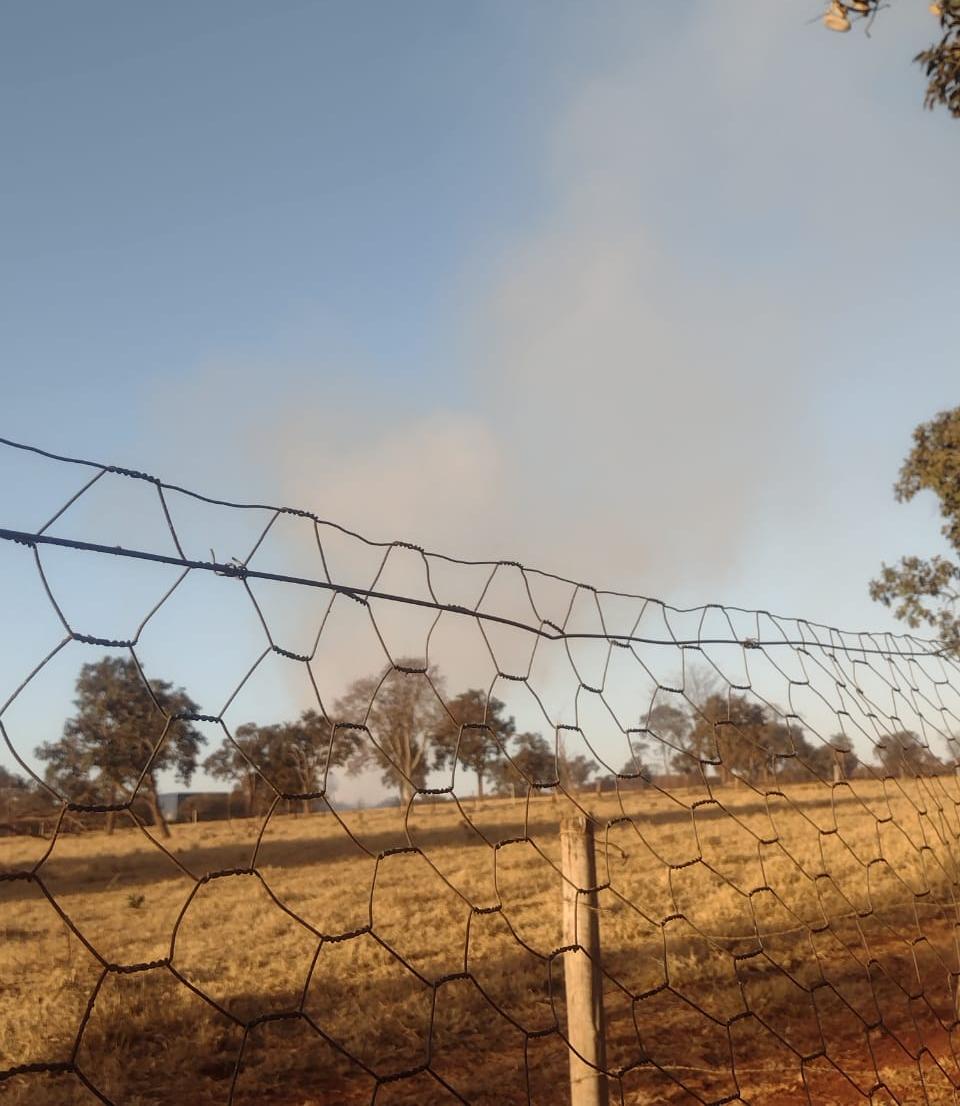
(869, 407, 960, 652)
(335, 659, 445, 804)
(875, 730, 944, 778)
(681, 692, 803, 786)
(204, 722, 273, 817)
(205, 710, 358, 816)
(280, 708, 357, 812)
(780, 732, 859, 783)
(558, 748, 599, 791)
(643, 702, 690, 779)
(617, 759, 651, 788)
(825, 734, 860, 781)
(0, 766, 28, 792)
(36, 656, 204, 838)
(488, 731, 555, 796)
(0, 765, 35, 823)
(823, 2, 960, 117)
(432, 689, 515, 799)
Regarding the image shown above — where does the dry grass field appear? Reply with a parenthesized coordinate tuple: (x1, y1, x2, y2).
(3, 776, 960, 1105)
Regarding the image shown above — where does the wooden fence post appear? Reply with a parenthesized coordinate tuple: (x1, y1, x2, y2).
(560, 814, 609, 1106)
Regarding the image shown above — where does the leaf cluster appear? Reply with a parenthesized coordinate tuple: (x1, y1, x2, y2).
(870, 406, 960, 652)
(827, 2, 960, 118)
(916, 5, 960, 117)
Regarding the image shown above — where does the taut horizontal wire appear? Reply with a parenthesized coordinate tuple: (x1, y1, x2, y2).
(0, 433, 949, 655)
(0, 526, 944, 659)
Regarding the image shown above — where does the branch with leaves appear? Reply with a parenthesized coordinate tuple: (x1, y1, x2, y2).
(822, 1, 960, 117)
(869, 406, 960, 653)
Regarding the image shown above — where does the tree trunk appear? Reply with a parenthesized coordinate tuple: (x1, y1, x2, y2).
(105, 782, 117, 835)
(295, 766, 314, 816)
(144, 781, 171, 839)
(476, 770, 484, 801)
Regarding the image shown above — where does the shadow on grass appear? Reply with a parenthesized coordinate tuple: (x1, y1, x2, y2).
(0, 955, 569, 1106)
(4, 928, 960, 1106)
(0, 784, 932, 905)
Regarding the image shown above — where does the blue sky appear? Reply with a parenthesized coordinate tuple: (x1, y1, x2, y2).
(2, 2, 959, 802)
(3, 1, 606, 438)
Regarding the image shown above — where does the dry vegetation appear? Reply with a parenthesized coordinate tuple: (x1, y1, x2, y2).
(3, 776, 960, 1105)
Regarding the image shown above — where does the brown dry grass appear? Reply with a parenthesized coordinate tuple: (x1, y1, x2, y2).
(3, 776, 960, 1105)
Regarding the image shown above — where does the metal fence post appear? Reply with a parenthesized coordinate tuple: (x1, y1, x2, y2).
(560, 813, 609, 1106)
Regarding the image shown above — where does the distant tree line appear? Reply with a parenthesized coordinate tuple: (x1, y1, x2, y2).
(204, 659, 599, 814)
(0, 765, 47, 829)
(3, 656, 952, 836)
(22, 656, 600, 829)
(635, 693, 949, 786)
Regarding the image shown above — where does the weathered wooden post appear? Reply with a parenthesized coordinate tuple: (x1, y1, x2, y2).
(560, 813, 609, 1106)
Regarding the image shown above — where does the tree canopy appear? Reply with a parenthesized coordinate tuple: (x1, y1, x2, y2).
(38, 656, 918, 819)
(431, 689, 515, 799)
(36, 656, 204, 837)
(875, 730, 943, 777)
(204, 710, 358, 815)
(869, 406, 960, 652)
(558, 748, 599, 791)
(204, 722, 270, 816)
(675, 692, 805, 786)
(655, 689, 867, 786)
(488, 730, 557, 796)
(642, 702, 691, 777)
(0, 766, 28, 792)
(335, 658, 447, 804)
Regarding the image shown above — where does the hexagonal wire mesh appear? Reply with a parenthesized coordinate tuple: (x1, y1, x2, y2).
(2, 435, 960, 1105)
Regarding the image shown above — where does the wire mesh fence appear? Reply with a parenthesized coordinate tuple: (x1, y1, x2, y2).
(2, 435, 960, 1105)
